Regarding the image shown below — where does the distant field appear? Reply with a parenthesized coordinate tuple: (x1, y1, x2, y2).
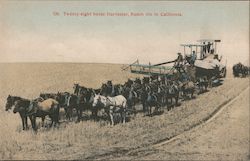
(0, 63, 247, 160)
(0, 63, 141, 105)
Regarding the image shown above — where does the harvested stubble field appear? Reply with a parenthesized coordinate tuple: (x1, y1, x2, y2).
(0, 63, 248, 160)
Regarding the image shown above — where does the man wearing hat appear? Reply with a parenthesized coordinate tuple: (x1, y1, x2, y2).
(191, 50, 197, 65)
(175, 52, 183, 64)
(175, 52, 184, 72)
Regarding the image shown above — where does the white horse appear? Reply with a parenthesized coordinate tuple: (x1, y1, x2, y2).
(92, 94, 127, 126)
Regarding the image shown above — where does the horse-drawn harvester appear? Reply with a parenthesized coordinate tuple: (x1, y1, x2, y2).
(123, 39, 227, 86)
(182, 39, 227, 85)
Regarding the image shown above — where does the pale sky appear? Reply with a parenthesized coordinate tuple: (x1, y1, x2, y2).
(0, 1, 249, 66)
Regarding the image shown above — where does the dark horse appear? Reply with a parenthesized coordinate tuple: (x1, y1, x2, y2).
(166, 81, 179, 108)
(65, 88, 96, 122)
(73, 83, 87, 95)
(233, 63, 248, 77)
(5, 95, 31, 130)
(122, 87, 138, 116)
(100, 80, 113, 96)
(55, 92, 70, 119)
(145, 90, 161, 116)
(83, 88, 96, 119)
(65, 94, 85, 122)
(139, 85, 148, 115)
(197, 76, 209, 94)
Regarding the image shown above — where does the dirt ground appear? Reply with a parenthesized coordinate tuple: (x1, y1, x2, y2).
(109, 85, 250, 160)
(151, 87, 249, 160)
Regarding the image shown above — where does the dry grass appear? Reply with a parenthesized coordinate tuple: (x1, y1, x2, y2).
(0, 63, 248, 160)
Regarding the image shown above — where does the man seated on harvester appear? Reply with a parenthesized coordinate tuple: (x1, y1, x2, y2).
(174, 52, 184, 72)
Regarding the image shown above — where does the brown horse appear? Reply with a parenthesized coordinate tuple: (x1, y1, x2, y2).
(13, 98, 60, 131)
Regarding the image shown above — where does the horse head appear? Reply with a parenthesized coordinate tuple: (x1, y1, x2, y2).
(76, 93, 86, 105)
(87, 90, 95, 104)
(135, 78, 141, 84)
(147, 91, 155, 102)
(100, 83, 107, 95)
(5, 95, 13, 111)
(107, 80, 113, 86)
(118, 85, 124, 95)
(94, 88, 101, 95)
(55, 92, 67, 105)
(92, 94, 101, 107)
(5, 95, 20, 111)
(73, 83, 79, 95)
(13, 99, 30, 114)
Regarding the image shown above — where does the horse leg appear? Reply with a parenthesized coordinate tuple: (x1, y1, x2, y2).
(175, 95, 179, 106)
(170, 97, 173, 108)
(109, 110, 114, 126)
(49, 115, 54, 128)
(120, 108, 126, 124)
(92, 108, 98, 121)
(91, 108, 95, 119)
(158, 101, 163, 112)
(123, 108, 126, 124)
(41, 116, 45, 127)
(55, 106, 60, 126)
(51, 105, 58, 127)
(133, 102, 136, 117)
(68, 107, 73, 121)
(169, 97, 172, 110)
(64, 107, 69, 120)
(76, 108, 80, 123)
(163, 96, 166, 106)
(199, 84, 202, 94)
(208, 79, 212, 88)
(142, 102, 146, 116)
(21, 116, 25, 130)
(77, 107, 83, 123)
(165, 97, 169, 110)
(146, 105, 148, 116)
(31, 116, 37, 132)
(95, 108, 98, 119)
(19, 113, 25, 130)
(51, 114, 59, 128)
(24, 116, 28, 130)
(142, 102, 145, 114)
(157, 104, 161, 113)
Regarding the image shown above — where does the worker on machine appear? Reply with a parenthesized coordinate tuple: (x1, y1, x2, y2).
(190, 50, 197, 65)
(213, 54, 222, 62)
(175, 52, 184, 72)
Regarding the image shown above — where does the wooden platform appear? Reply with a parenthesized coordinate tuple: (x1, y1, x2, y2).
(130, 63, 174, 76)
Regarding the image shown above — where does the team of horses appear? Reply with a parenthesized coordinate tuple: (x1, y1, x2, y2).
(232, 63, 250, 77)
(5, 69, 210, 132)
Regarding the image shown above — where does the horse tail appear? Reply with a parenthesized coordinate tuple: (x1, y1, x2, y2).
(123, 97, 127, 109)
(53, 102, 60, 124)
(121, 97, 127, 114)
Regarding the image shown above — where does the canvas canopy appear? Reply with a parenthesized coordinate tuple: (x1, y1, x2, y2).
(194, 59, 225, 70)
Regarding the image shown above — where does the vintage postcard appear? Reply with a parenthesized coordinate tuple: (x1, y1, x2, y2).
(0, 1, 249, 160)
